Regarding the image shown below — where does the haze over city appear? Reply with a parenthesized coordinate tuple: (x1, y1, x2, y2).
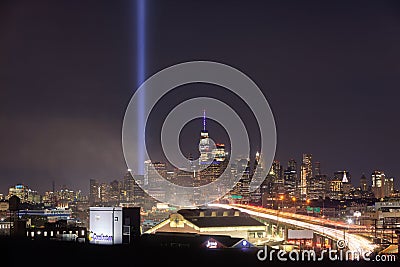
(1, 0, 400, 195)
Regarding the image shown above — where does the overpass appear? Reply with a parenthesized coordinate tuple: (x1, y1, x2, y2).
(209, 203, 377, 253)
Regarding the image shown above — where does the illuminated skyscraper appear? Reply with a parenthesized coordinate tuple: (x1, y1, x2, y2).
(122, 169, 135, 202)
(284, 159, 298, 198)
(270, 160, 284, 195)
(144, 160, 167, 201)
(371, 170, 385, 199)
(109, 180, 122, 205)
(308, 162, 328, 200)
(308, 174, 328, 200)
(89, 179, 100, 206)
(99, 182, 110, 204)
(7, 184, 40, 204)
(229, 158, 250, 204)
(329, 170, 351, 200)
(300, 154, 312, 199)
(199, 110, 213, 165)
(384, 177, 394, 197)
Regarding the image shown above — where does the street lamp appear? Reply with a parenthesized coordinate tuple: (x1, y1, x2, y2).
(279, 195, 284, 210)
(291, 196, 296, 208)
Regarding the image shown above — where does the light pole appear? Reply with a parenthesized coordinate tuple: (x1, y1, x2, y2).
(279, 195, 284, 211)
(291, 196, 296, 209)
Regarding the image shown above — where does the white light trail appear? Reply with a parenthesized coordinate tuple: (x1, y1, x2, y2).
(209, 203, 377, 253)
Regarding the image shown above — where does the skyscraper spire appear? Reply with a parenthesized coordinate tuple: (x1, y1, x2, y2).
(203, 109, 206, 132)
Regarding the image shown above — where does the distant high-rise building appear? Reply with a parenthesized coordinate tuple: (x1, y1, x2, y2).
(199, 110, 213, 165)
(300, 154, 312, 199)
(229, 158, 250, 204)
(308, 174, 328, 200)
(122, 169, 136, 202)
(89, 179, 100, 206)
(360, 174, 368, 192)
(272, 160, 284, 194)
(329, 170, 351, 200)
(308, 161, 327, 200)
(7, 184, 40, 204)
(371, 170, 385, 199)
(384, 177, 394, 197)
(109, 180, 121, 205)
(99, 182, 110, 203)
(145, 161, 167, 201)
(132, 174, 146, 207)
(284, 159, 298, 198)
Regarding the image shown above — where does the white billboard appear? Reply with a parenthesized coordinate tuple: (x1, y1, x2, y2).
(287, 229, 314, 240)
(89, 207, 123, 245)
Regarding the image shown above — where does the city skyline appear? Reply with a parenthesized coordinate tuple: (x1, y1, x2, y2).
(0, 109, 398, 197)
(1, 1, 400, 199)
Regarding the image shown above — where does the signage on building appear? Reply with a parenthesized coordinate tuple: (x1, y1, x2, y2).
(206, 240, 218, 248)
(88, 232, 113, 243)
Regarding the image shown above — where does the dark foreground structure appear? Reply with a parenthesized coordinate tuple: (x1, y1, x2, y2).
(0, 236, 396, 267)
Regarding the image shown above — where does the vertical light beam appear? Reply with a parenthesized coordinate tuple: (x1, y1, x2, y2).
(203, 109, 206, 132)
(136, 0, 146, 174)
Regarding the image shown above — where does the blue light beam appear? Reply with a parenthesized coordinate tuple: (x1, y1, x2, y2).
(136, 0, 146, 175)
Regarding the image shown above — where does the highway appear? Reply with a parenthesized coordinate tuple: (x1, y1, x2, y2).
(209, 203, 377, 253)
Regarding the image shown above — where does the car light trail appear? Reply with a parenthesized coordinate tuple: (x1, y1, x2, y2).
(209, 203, 377, 253)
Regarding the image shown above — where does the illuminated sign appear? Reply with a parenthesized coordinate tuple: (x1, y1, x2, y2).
(206, 240, 218, 249)
(89, 232, 113, 243)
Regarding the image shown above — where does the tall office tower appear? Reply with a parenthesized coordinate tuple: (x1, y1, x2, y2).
(360, 174, 368, 192)
(271, 160, 284, 194)
(329, 170, 351, 200)
(308, 174, 328, 200)
(122, 170, 135, 202)
(109, 180, 121, 206)
(99, 182, 110, 204)
(145, 161, 167, 184)
(300, 154, 312, 199)
(199, 143, 228, 185)
(259, 166, 275, 202)
(371, 170, 385, 199)
(229, 158, 250, 204)
(7, 184, 32, 203)
(384, 177, 394, 197)
(212, 143, 227, 162)
(308, 161, 328, 200)
(284, 159, 298, 198)
(334, 170, 351, 184)
(249, 152, 266, 205)
(132, 174, 146, 207)
(199, 110, 213, 165)
(144, 161, 167, 201)
(89, 179, 100, 206)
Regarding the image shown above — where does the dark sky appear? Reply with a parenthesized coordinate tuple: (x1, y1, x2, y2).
(1, 0, 400, 195)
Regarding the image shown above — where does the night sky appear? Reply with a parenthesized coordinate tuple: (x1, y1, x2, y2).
(1, 0, 400, 195)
